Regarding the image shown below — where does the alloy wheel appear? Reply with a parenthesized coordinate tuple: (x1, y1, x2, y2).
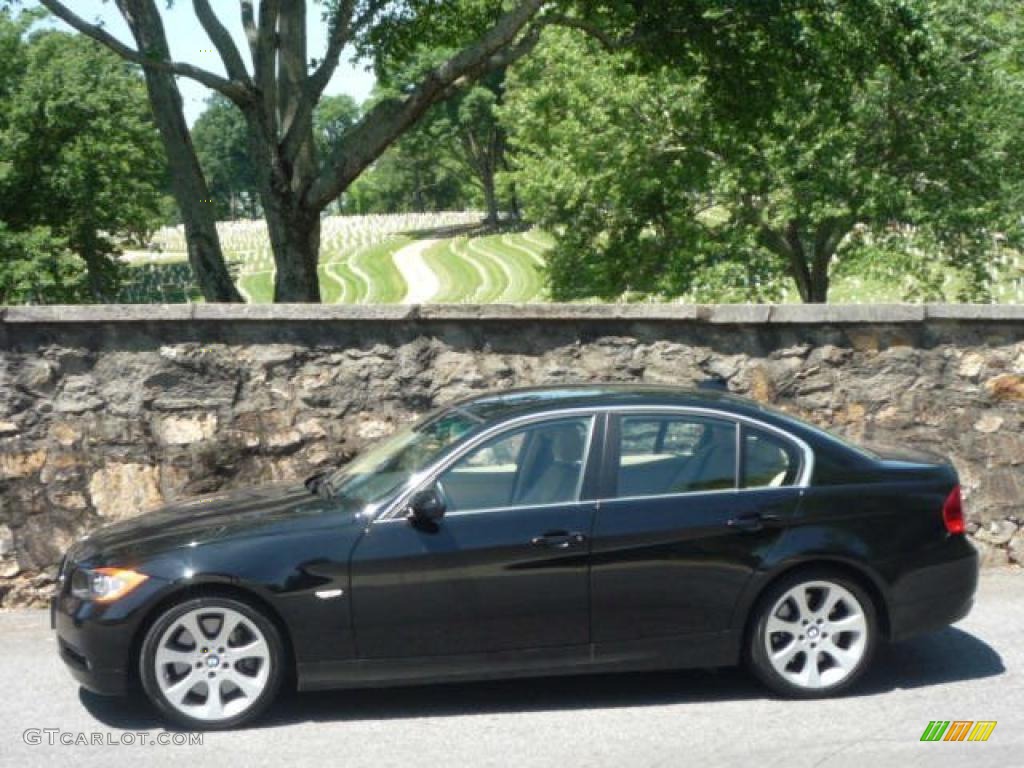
(152, 606, 272, 722)
(763, 580, 869, 690)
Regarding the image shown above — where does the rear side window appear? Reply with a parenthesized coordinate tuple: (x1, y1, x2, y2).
(614, 415, 737, 498)
(741, 426, 801, 488)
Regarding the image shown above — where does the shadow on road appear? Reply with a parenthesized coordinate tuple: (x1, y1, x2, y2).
(79, 626, 1004, 731)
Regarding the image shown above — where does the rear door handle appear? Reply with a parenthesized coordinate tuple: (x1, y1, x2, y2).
(531, 531, 587, 549)
(727, 513, 780, 532)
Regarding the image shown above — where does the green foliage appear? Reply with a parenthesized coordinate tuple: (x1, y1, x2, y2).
(342, 117, 480, 215)
(0, 223, 87, 304)
(192, 95, 259, 220)
(315, 94, 361, 158)
(346, 49, 511, 218)
(503, 2, 1024, 302)
(0, 13, 165, 301)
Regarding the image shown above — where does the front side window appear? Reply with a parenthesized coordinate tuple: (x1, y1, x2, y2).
(742, 426, 801, 488)
(325, 409, 480, 505)
(615, 414, 737, 497)
(438, 417, 592, 512)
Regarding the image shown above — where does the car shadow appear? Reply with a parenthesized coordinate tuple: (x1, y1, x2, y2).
(80, 626, 1004, 731)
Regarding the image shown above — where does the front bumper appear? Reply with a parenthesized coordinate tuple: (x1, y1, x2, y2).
(52, 574, 170, 696)
(886, 536, 979, 642)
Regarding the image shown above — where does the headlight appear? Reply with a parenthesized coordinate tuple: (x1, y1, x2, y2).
(70, 567, 148, 603)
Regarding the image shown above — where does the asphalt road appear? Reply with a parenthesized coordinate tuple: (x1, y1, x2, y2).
(2, 569, 1021, 768)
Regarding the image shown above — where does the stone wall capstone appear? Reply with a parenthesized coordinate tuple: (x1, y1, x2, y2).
(1, 303, 1022, 606)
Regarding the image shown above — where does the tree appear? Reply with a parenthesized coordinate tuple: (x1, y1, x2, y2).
(374, 49, 514, 224)
(36, 0, 550, 302)
(0, 224, 88, 305)
(427, 71, 513, 225)
(192, 95, 260, 220)
(193, 93, 362, 220)
(0, 15, 166, 301)
(341, 131, 477, 215)
(504, 2, 1024, 303)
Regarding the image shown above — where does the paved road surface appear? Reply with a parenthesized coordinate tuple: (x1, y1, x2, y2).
(2, 569, 1020, 768)
(393, 238, 441, 304)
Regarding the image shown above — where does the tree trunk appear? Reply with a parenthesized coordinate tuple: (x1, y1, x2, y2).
(806, 265, 829, 303)
(264, 193, 322, 302)
(115, 0, 242, 302)
(482, 170, 499, 227)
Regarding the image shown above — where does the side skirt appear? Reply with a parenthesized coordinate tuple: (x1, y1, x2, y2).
(296, 631, 738, 692)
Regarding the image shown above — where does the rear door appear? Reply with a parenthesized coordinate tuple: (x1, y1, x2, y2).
(350, 413, 601, 659)
(590, 410, 806, 644)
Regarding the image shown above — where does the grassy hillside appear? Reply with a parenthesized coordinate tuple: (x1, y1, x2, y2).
(117, 212, 1024, 304)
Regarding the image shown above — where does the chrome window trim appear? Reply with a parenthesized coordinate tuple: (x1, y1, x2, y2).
(374, 404, 814, 523)
(374, 498, 596, 524)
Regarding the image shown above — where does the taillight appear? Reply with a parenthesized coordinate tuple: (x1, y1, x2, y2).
(943, 485, 965, 534)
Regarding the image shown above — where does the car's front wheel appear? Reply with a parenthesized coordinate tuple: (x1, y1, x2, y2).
(139, 596, 284, 729)
(748, 570, 877, 698)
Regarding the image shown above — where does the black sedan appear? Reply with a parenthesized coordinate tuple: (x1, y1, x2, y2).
(53, 385, 978, 729)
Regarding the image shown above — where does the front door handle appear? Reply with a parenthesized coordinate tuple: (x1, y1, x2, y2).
(530, 530, 587, 549)
(727, 513, 780, 532)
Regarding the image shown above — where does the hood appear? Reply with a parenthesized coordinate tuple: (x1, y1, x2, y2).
(70, 481, 364, 564)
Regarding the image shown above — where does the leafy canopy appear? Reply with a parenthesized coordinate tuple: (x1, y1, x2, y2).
(503, 1, 1024, 302)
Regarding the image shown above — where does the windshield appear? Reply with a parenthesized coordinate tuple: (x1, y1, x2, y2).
(324, 408, 481, 507)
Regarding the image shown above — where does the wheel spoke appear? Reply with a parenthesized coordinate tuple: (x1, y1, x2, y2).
(822, 640, 860, 673)
(178, 613, 208, 647)
(821, 586, 843, 618)
(766, 615, 799, 638)
(204, 681, 224, 719)
(791, 587, 813, 620)
(214, 614, 243, 646)
(155, 646, 195, 668)
(799, 652, 822, 688)
(233, 637, 269, 663)
(227, 670, 264, 699)
(164, 670, 201, 704)
(830, 613, 867, 634)
(771, 639, 801, 667)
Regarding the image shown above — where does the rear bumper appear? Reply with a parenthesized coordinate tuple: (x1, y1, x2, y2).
(886, 536, 979, 642)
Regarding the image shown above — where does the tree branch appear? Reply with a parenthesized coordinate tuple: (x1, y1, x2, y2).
(240, 1, 258, 55)
(542, 13, 639, 51)
(192, 0, 251, 85)
(308, 0, 358, 99)
(39, 0, 250, 104)
(306, 0, 546, 210)
(253, 0, 281, 130)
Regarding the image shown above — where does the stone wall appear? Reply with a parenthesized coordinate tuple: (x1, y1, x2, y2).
(1, 303, 1022, 607)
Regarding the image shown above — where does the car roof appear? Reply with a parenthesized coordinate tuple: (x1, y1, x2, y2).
(454, 383, 777, 423)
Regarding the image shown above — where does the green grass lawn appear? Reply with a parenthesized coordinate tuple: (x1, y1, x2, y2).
(116, 214, 1024, 305)
(349, 236, 411, 303)
(424, 238, 484, 302)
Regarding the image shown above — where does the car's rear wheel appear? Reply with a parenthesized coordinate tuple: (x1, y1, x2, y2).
(748, 570, 877, 698)
(139, 596, 283, 729)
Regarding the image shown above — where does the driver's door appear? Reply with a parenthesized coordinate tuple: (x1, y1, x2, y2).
(349, 414, 598, 659)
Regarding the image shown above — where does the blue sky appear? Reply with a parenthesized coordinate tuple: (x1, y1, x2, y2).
(33, 1, 376, 125)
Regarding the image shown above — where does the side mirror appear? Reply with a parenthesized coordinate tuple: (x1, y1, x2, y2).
(406, 487, 446, 525)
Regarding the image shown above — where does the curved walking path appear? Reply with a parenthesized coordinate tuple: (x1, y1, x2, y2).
(393, 238, 441, 304)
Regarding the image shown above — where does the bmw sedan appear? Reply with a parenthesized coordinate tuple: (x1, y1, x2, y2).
(53, 385, 978, 729)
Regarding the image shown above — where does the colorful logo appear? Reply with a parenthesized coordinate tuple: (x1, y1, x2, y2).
(920, 721, 997, 742)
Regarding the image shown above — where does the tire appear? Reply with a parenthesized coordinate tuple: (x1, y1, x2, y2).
(139, 596, 284, 730)
(748, 569, 878, 698)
